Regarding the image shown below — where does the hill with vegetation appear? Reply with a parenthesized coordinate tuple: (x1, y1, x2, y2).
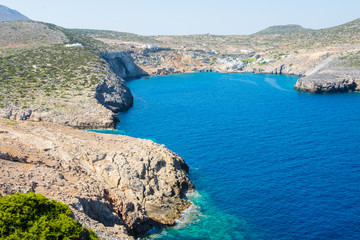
(75, 18, 360, 54)
(0, 20, 135, 129)
(253, 24, 309, 35)
(0, 4, 30, 22)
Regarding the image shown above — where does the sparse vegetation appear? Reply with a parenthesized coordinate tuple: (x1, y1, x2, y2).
(74, 18, 360, 55)
(339, 51, 360, 68)
(0, 42, 108, 109)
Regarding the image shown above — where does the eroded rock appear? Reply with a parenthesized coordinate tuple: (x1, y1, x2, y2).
(0, 118, 194, 239)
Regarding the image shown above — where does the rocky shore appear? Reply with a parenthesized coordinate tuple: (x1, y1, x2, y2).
(244, 50, 360, 93)
(294, 74, 359, 93)
(122, 45, 360, 94)
(0, 118, 194, 239)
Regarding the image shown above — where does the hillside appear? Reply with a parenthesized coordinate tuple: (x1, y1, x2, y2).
(76, 18, 360, 55)
(72, 28, 161, 45)
(0, 21, 66, 49)
(0, 21, 138, 128)
(253, 24, 309, 35)
(0, 4, 30, 22)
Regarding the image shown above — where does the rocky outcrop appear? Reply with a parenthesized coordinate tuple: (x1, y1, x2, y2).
(0, 118, 194, 239)
(0, 99, 119, 129)
(294, 74, 358, 93)
(95, 79, 133, 113)
(293, 52, 360, 93)
(247, 63, 306, 76)
(102, 52, 149, 80)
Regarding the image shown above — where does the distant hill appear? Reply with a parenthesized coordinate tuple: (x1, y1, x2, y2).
(71, 29, 161, 45)
(0, 4, 30, 22)
(69, 17, 360, 54)
(0, 21, 111, 52)
(253, 24, 310, 35)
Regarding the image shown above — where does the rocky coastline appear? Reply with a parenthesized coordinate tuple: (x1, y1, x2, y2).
(111, 46, 359, 94)
(1, 17, 360, 240)
(0, 118, 194, 239)
(239, 50, 360, 93)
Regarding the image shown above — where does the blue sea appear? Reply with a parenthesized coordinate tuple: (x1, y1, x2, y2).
(97, 72, 360, 239)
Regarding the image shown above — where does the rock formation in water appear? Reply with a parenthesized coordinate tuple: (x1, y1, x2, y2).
(244, 51, 360, 93)
(95, 76, 133, 113)
(0, 118, 194, 239)
(294, 74, 358, 93)
(293, 53, 360, 93)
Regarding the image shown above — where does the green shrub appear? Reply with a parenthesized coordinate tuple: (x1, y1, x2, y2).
(0, 192, 99, 240)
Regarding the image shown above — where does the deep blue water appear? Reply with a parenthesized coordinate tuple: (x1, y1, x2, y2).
(97, 72, 360, 239)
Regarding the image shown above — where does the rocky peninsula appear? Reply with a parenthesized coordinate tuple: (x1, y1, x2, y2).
(0, 118, 194, 239)
(0, 20, 191, 239)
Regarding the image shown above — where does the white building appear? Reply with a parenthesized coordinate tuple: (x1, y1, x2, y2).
(65, 43, 83, 48)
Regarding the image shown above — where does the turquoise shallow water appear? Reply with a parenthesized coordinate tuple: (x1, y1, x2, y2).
(95, 72, 360, 239)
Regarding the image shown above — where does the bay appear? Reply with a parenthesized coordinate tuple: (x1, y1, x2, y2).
(97, 72, 360, 240)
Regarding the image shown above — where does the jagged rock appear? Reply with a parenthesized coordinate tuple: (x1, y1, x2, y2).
(0, 118, 194, 239)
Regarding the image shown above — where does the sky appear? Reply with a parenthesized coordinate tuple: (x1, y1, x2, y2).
(1, 0, 360, 35)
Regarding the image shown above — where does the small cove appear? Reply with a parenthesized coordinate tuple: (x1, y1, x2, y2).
(96, 72, 360, 239)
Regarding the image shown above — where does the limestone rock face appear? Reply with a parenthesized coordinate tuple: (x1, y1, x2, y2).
(248, 63, 306, 76)
(0, 119, 194, 239)
(294, 74, 357, 93)
(102, 52, 149, 80)
(293, 52, 360, 93)
(244, 50, 360, 93)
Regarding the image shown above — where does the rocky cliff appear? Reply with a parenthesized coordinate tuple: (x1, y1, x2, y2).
(0, 118, 194, 239)
(102, 52, 149, 80)
(294, 74, 358, 93)
(243, 49, 360, 93)
(293, 51, 360, 93)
